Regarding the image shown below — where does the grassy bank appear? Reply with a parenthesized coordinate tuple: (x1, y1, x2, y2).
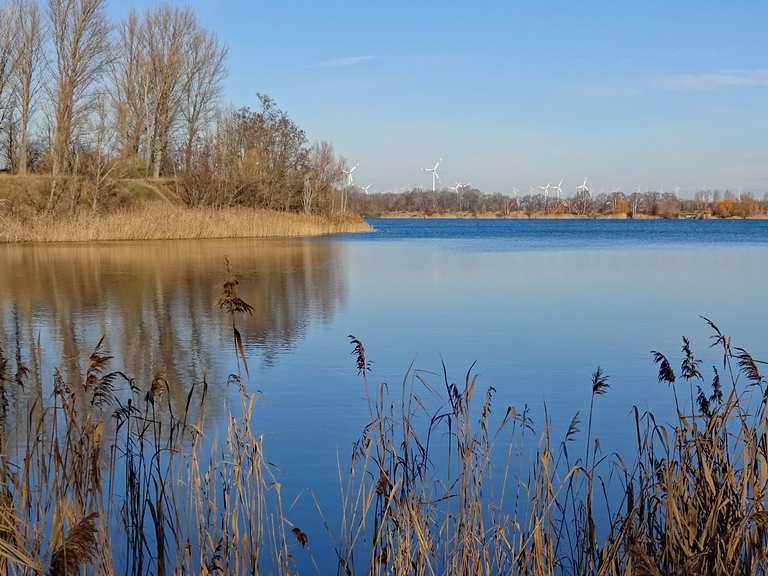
(0, 203, 371, 242)
(0, 174, 371, 242)
(0, 264, 766, 574)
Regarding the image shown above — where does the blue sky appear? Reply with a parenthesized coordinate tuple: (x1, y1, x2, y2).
(109, 1, 768, 196)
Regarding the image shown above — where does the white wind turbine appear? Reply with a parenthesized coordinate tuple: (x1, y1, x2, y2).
(577, 178, 591, 195)
(362, 184, 372, 195)
(339, 163, 359, 214)
(451, 182, 462, 209)
(551, 179, 563, 200)
(537, 183, 551, 213)
(342, 163, 359, 187)
(423, 158, 442, 193)
(451, 181, 469, 209)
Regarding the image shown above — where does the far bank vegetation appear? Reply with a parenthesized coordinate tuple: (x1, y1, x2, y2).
(0, 0, 366, 241)
(349, 186, 768, 219)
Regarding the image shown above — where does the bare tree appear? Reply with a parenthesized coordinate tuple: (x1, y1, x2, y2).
(302, 175, 314, 214)
(179, 100, 331, 213)
(111, 7, 224, 179)
(47, 0, 111, 210)
(305, 141, 343, 214)
(110, 10, 149, 164)
(11, 0, 45, 175)
(81, 93, 119, 212)
(142, 6, 195, 178)
(180, 26, 226, 173)
(0, 4, 17, 169)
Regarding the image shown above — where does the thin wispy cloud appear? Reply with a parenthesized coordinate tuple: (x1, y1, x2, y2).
(316, 55, 374, 69)
(570, 82, 640, 98)
(658, 69, 768, 91)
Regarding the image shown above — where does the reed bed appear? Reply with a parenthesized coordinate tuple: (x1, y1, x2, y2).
(0, 269, 766, 574)
(0, 203, 371, 243)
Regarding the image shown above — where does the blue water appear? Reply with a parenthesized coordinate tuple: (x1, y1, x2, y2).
(1, 218, 767, 571)
(356, 217, 768, 246)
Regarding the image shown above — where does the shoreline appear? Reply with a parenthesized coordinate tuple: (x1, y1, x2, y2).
(372, 210, 768, 220)
(0, 175, 372, 243)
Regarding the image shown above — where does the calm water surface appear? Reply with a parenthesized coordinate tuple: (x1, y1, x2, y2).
(1, 218, 767, 565)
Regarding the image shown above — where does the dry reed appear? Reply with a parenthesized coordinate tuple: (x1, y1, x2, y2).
(0, 270, 765, 574)
(0, 202, 371, 243)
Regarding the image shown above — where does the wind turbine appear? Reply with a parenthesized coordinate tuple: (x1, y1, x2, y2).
(342, 163, 359, 187)
(551, 179, 563, 200)
(537, 183, 551, 213)
(362, 184, 372, 195)
(423, 158, 442, 193)
(339, 163, 359, 214)
(577, 178, 591, 195)
(451, 182, 462, 209)
(451, 181, 469, 209)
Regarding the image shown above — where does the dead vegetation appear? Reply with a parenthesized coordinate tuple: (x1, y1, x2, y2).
(0, 198, 370, 242)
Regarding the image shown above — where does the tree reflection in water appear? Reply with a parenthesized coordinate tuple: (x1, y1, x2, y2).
(0, 238, 347, 443)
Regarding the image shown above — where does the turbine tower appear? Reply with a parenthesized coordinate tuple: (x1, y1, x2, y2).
(551, 179, 563, 200)
(342, 163, 359, 187)
(423, 158, 442, 193)
(451, 181, 469, 209)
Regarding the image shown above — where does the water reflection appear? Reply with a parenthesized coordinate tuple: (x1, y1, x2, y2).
(0, 238, 347, 433)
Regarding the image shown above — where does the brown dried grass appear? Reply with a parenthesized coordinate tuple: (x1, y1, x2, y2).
(0, 202, 371, 243)
(49, 513, 100, 576)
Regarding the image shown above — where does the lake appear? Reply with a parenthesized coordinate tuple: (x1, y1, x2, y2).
(1, 218, 767, 570)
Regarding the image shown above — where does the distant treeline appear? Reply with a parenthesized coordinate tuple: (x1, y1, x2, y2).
(349, 187, 768, 218)
(0, 0, 348, 216)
